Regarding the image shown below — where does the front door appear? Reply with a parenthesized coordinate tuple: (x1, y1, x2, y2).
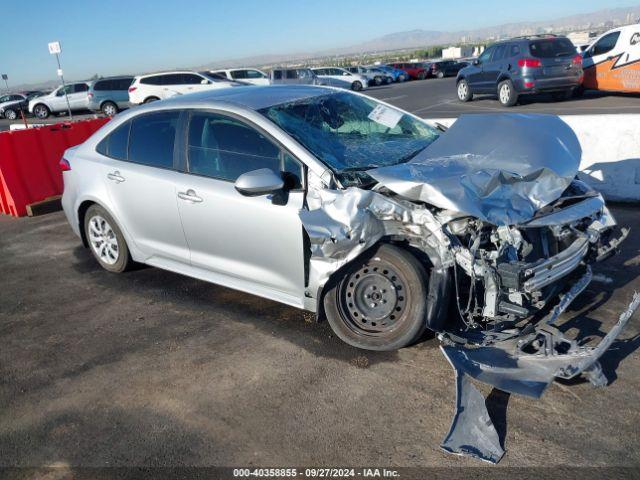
(582, 29, 632, 91)
(174, 110, 306, 304)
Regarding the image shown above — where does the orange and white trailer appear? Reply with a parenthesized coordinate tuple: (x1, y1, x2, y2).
(581, 24, 640, 93)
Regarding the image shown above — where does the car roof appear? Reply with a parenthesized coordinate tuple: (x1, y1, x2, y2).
(138, 70, 203, 78)
(161, 85, 336, 110)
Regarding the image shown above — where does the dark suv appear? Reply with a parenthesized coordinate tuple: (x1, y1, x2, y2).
(456, 35, 583, 106)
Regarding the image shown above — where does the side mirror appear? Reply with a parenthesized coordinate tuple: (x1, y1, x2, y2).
(580, 45, 588, 52)
(473, 59, 480, 65)
(201, 79, 209, 84)
(235, 168, 284, 196)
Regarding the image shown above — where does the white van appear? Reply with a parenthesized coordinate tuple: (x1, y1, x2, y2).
(128, 71, 237, 105)
(581, 23, 640, 93)
(210, 68, 270, 86)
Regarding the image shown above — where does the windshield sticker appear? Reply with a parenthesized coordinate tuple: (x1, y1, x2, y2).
(368, 104, 403, 129)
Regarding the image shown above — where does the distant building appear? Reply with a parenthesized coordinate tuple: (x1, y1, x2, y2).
(566, 31, 598, 48)
(442, 46, 474, 59)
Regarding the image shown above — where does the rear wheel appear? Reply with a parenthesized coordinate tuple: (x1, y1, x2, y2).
(3, 108, 17, 120)
(573, 85, 585, 98)
(551, 90, 572, 101)
(457, 79, 473, 102)
(324, 244, 429, 351)
(33, 104, 50, 119)
(437, 71, 445, 79)
(144, 96, 160, 104)
(373, 76, 382, 86)
(497, 79, 518, 107)
(417, 72, 426, 80)
(351, 81, 363, 91)
(101, 101, 118, 116)
(84, 204, 133, 273)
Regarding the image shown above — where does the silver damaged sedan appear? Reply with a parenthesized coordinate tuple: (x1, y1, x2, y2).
(61, 85, 635, 374)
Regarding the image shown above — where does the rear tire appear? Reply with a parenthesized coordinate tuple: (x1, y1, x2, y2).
(437, 71, 445, 79)
(573, 85, 585, 98)
(457, 79, 473, 102)
(324, 244, 429, 351)
(552, 90, 572, 101)
(497, 79, 518, 107)
(417, 72, 426, 80)
(373, 76, 382, 86)
(101, 101, 118, 116)
(144, 96, 160, 104)
(84, 204, 133, 273)
(351, 81, 363, 91)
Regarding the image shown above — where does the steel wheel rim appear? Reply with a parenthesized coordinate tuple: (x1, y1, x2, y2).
(458, 82, 467, 99)
(500, 84, 510, 103)
(88, 215, 119, 265)
(338, 263, 408, 336)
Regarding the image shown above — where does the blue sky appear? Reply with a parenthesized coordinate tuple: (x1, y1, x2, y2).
(2, 0, 638, 85)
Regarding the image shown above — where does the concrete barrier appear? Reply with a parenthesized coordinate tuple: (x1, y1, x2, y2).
(428, 114, 640, 202)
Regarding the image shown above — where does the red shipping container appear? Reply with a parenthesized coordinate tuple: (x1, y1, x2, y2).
(0, 118, 109, 217)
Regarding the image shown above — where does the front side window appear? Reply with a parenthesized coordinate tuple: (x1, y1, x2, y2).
(231, 70, 248, 79)
(187, 112, 282, 182)
(273, 70, 283, 80)
(259, 92, 439, 185)
(286, 70, 297, 79)
(590, 31, 621, 57)
(493, 45, 507, 61)
(128, 111, 179, 169)
(246, 70, 265, 79)
(478, 47, 494, 63)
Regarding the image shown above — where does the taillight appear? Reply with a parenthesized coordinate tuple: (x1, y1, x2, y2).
(128, 86, 137, 93)
(572, 54, 582, 66)
(59, 158, 71, 172)
(517, 58, 542, 68)
(87, 92, 93, 99)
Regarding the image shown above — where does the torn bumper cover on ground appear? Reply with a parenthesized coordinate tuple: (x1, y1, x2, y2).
(439, 291, 640, 463)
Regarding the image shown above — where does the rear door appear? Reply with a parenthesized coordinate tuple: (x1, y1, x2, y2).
(174, 110, 306, 304)
(481, 44, 506, 89)
(68, 83, 89, 110)
(99, 110, 190, 262)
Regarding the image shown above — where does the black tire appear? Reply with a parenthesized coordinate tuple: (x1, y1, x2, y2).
(144, 96, 160, 104)
(573, 85, 585, 98)
(101, 101, 118, 116)
(3, 108, 17, 120)
(457, 78, 473, 102)
(83, 204, 133, 273)
(374, 76, 383, 86)
(351, 81, 363, 91)
(437, 71, 445, 79)
(417, 72, 426, 80)
(33, 104, 50, 119)
(497, 79, 518, 107)
(324, 244, 429, 351)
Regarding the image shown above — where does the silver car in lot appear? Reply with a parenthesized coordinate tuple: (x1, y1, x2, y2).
(61, 85, 632, 357)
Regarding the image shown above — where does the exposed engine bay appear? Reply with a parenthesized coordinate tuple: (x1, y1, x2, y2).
(299, 114, 639, 463)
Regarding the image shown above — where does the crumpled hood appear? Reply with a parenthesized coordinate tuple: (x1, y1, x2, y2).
(368, 114, 582, 226)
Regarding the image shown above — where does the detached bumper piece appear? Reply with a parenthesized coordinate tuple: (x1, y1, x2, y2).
(438, 287, 640, 463)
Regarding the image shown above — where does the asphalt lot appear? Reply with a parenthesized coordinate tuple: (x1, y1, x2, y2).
(1, 204, 639, 474)
(2, 77, 640, 132)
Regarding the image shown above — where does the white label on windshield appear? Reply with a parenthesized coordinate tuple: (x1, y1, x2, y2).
(368, 104, 403, 129)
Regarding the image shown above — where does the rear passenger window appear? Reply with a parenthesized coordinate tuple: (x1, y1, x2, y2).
(510, 45, 520, 57)
(187, 112, 283, 182)
(181, 74, 203, 84)
(96, 122, 130, 160)
(286, 70, 297, 79)
(128, 111, 179, 169)
(74, 84, 89, 93)
(141, 76, 162, 85)
(273, 71, 283, 80)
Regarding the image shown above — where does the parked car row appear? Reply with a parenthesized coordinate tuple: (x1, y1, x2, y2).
(455, 24, 640, 107)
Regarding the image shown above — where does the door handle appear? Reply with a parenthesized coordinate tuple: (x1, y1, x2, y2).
(177, 189, 203, 203)
(107, 171, 125, 183)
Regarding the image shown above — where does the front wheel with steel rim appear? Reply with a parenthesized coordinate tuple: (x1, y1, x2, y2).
(324, 244, 429, 351)
(351, 81, 363, 91)
(101, 101, 118, 116)
(457, 79, 472, 102)
(84, 204, 132, 273)
(33, 104, 50, 119)
(497, 79, 518, 107)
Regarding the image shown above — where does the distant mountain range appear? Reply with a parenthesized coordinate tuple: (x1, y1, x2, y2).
(12, 5, 640, 91)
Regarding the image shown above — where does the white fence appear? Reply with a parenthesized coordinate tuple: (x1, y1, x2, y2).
(428, 114, 640, 202)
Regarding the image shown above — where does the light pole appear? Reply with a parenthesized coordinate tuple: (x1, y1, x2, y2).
(1, 74, 8, 92)
(48, 41, 73, 120)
